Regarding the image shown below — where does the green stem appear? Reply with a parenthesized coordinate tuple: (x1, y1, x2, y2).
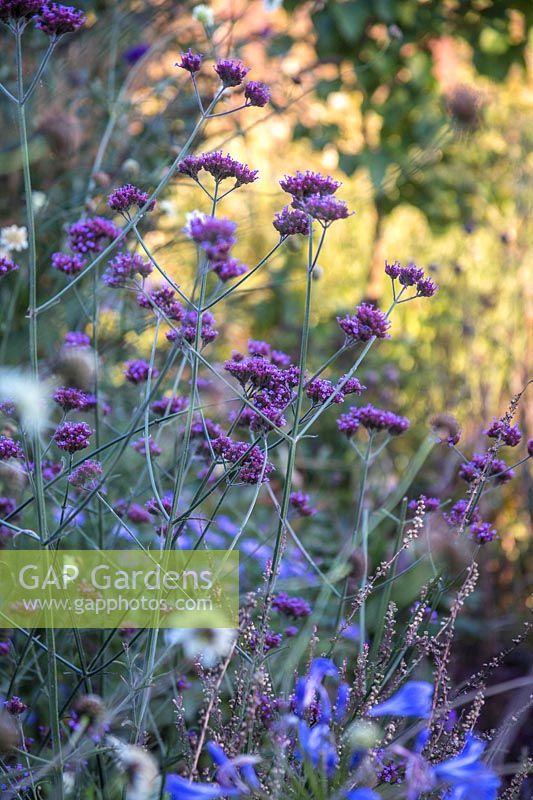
(15, 29, 63, 798)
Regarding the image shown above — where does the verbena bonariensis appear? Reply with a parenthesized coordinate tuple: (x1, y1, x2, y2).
(0, 7, 531, 800)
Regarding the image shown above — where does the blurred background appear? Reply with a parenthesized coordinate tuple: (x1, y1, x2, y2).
(0, 0, 532, 691)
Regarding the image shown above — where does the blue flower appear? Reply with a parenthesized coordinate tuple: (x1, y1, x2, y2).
(297, 720, 338, 777)
(164, 774, 240, 799)
(345, 790, 380, 800)
(433, 735, 500, 800)
(165, 742, 260, 799)
(368, 681, 433, 718)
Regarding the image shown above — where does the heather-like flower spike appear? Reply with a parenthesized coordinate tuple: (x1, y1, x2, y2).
(368, 681, 433, 718)
(0, 435, 23, 460)
(213, 58, 250, 87)
(53, 421, 93, 452)
(337, 303, 391, 343)
(67, 216, 119, 254)
(432, 735, 500, 800)
(0, 256, 19, 277)
(35, 3, 86, 36)
(123, 360, 158, 384)
(176, 48, 203, 73)
(0, 1, 41, 22)
(484, 419, 522, 447)
(244, 80, 270, 107)
(273, 206, 310, 237)
(107, 183, 156, 215)
(51, 252, 86, 276)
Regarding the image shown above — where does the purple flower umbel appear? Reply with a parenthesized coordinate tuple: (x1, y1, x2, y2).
(0, 255, 19, 277)
(0, 1, 42, 22)
(123, 360, 158, 384)
(35, 3, 86, 36)
(280, 170, 341, 200)
(52, 252, 86, 276)
(0, 435, 23, 460)
(273, 206, 310, 237)
(337, 303, 391, 343)
(176, 48, 203, 73)
(213, 58, 250, 87)
(67, 216, 119, 254)
(107, 183, 156, 215)
(53, 421, 93, 453)
(244, 80, 270, 107)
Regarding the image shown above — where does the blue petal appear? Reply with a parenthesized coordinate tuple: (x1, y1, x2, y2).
(164, 774, 241, 799)
(368, 681, 433, 718)
(345, 790, 380, 800)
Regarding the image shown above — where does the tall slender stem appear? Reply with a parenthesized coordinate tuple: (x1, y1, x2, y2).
(15, 29, 64, 799)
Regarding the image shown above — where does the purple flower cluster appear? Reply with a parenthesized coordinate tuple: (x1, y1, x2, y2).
(0, 0, 42, 22)
(176, 48, 203, 74)
(278, 169, 351, 226)
(53, 421, 93, 453)
(244, 80, 270, 107)
(0, 435, 23, 460)
(166, 309, 219, 346)
(212, 436, 274, 484)
(179, 151, 258, 187)
(408, 495, 440, 514)
(103, 252, 152, 287)
(385, 260, 438, 298)
(0, 255, 19, 277)
(53, 386, 92, 411)
(137, 286, 184, 319)
(51, 252, 86, 276)
(484, 419, 522, 447)
(280, 171, 341, 199)
(35, 3, 85, 36)
(306, 376, 364, 406)
(289, 491, 316, 517)
(185, 213, 246, 283)
(224, 342, 299, 432)
(67, 216, 120, 254)
(337, 303, 391, 343)
(470, 520, 498, 544)
(273, 206, 310, 237)
(68, 459, 102, 489)
(458, 452, 514, 485)
(123, 360, 158, 384)
(151, 395, 188, 417)
(4, 696, 27, 716)
(528, 439, 533, 458)
(130, 437, 162, 457)
(272, 592, 312, 618)
(443, 500, 498, 545)
(64, 331, 90, 348)
(107, 183, 156, 216)
(338, 404, 410, 438)
(214, 58, 249, 87)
